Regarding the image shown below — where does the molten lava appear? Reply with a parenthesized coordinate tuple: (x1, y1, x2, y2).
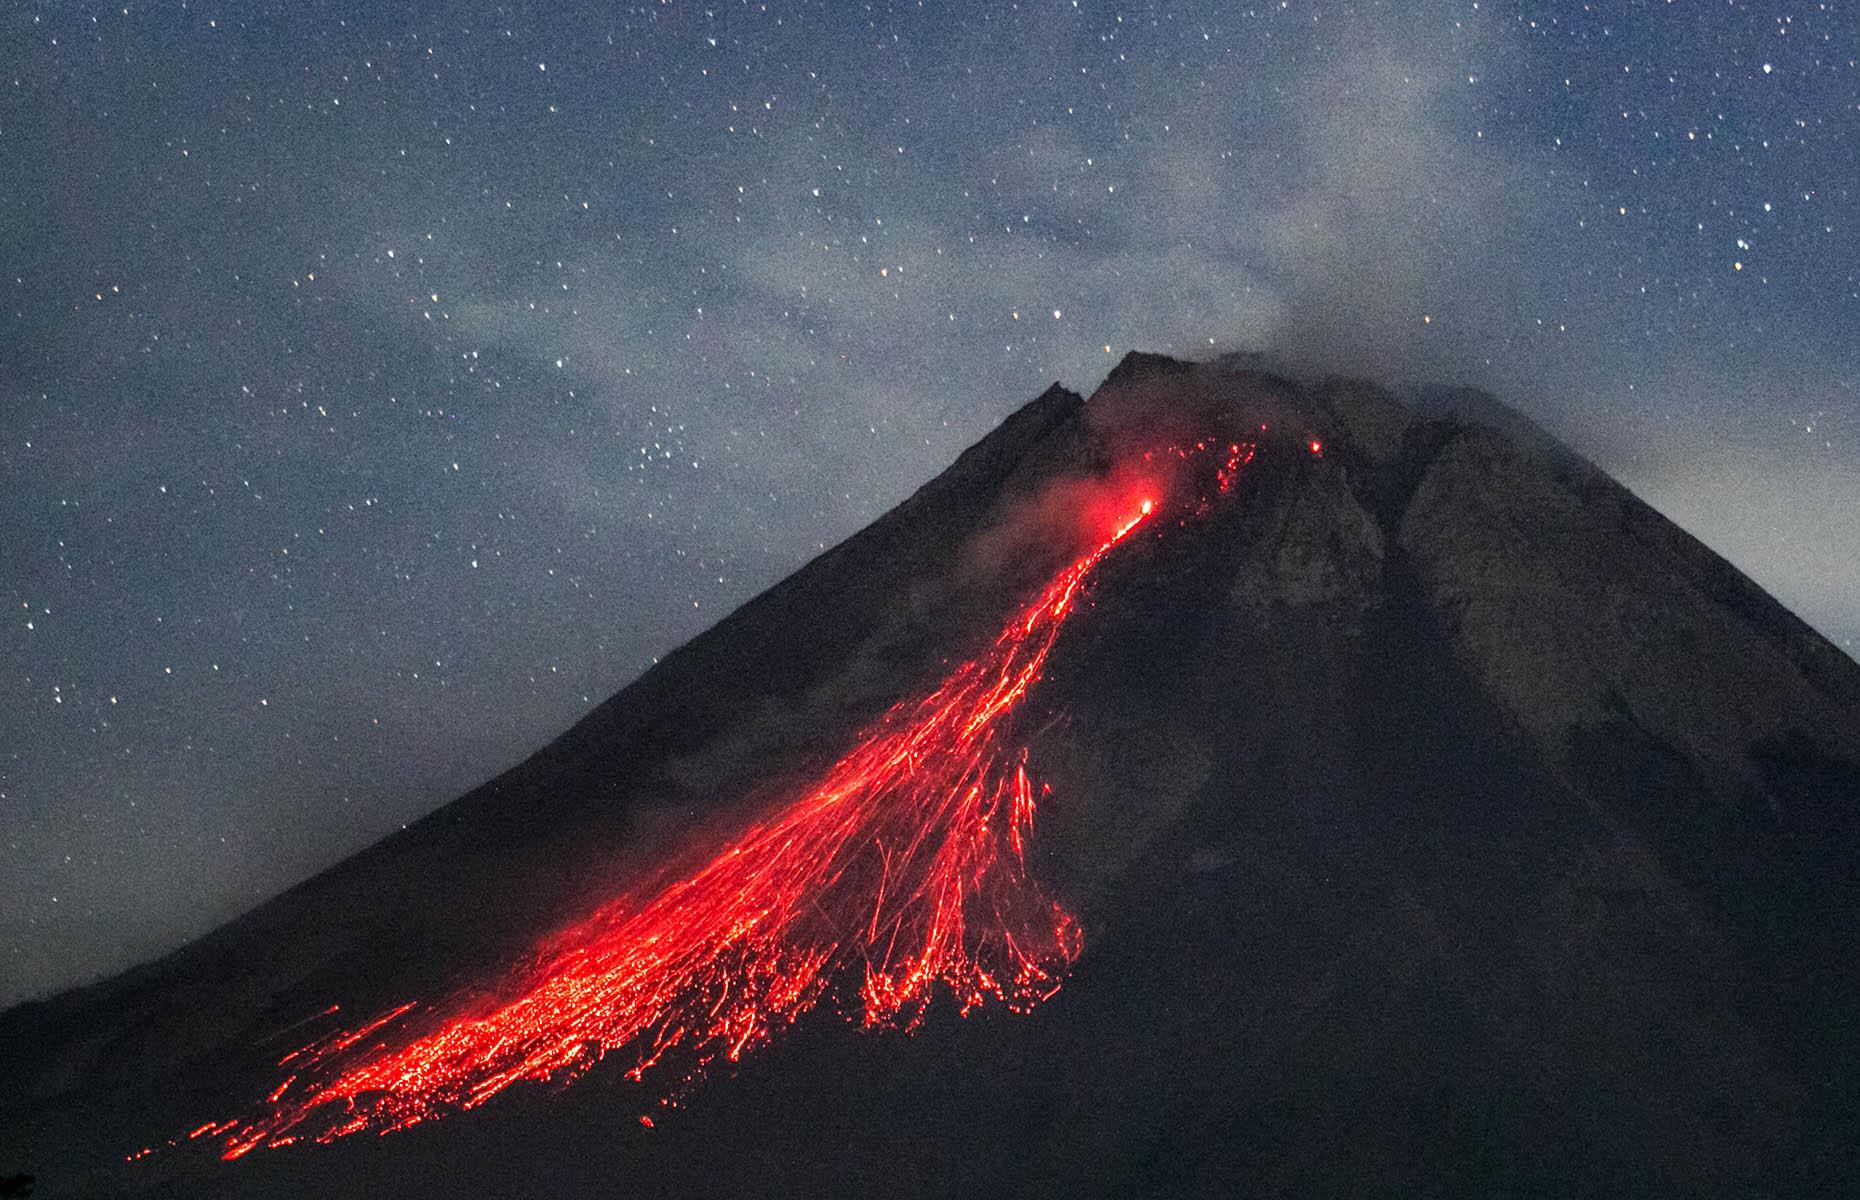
(209, 490, 1169, 1160)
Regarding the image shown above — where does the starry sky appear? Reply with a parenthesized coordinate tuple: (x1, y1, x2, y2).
(3, 0, 1855, 1008)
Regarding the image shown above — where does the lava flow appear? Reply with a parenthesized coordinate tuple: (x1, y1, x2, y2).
(207, 488, 1171, 1161)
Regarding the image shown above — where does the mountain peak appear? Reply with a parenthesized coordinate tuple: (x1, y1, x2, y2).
(1102, 348, 1197, 388)
(5, 353, 1859, 1198)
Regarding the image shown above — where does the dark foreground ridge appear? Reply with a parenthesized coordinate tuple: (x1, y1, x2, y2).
(5, 354, 1859, 1197)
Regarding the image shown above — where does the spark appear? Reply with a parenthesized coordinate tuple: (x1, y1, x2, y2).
(195, 443, 1251, 1161)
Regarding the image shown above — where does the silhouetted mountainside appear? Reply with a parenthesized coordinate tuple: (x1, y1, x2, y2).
(5, 354, 1860, 1198)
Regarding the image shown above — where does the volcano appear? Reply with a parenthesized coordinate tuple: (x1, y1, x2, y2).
(5, 353, 1860, 1197)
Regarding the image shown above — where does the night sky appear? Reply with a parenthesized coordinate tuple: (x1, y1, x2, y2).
(3, 1, 1855, 1008)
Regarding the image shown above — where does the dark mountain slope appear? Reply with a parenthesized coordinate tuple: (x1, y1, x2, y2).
(5, 354, 1859, 1198)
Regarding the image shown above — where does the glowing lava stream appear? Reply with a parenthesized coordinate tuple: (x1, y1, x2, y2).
(206, 494, 1162, 1160)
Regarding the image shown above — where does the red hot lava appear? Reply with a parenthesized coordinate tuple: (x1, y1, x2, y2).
(199, 442, 1254, 1162)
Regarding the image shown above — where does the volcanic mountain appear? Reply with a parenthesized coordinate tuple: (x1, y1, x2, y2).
(5, 353, 1860, 1197)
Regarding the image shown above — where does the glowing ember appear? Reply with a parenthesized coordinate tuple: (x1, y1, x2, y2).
(206, 491, 1168, 1161)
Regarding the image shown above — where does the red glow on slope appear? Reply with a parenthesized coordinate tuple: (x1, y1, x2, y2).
(209, 493, 1170, 1161)
(1114, 498, 1154, 540)
(1217, 444, 1253, 494)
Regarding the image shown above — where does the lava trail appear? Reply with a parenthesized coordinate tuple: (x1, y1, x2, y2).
(211, 492, 1166, 1159)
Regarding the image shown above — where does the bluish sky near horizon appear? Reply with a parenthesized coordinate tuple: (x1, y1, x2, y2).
(3, 0, 1855, 1005)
